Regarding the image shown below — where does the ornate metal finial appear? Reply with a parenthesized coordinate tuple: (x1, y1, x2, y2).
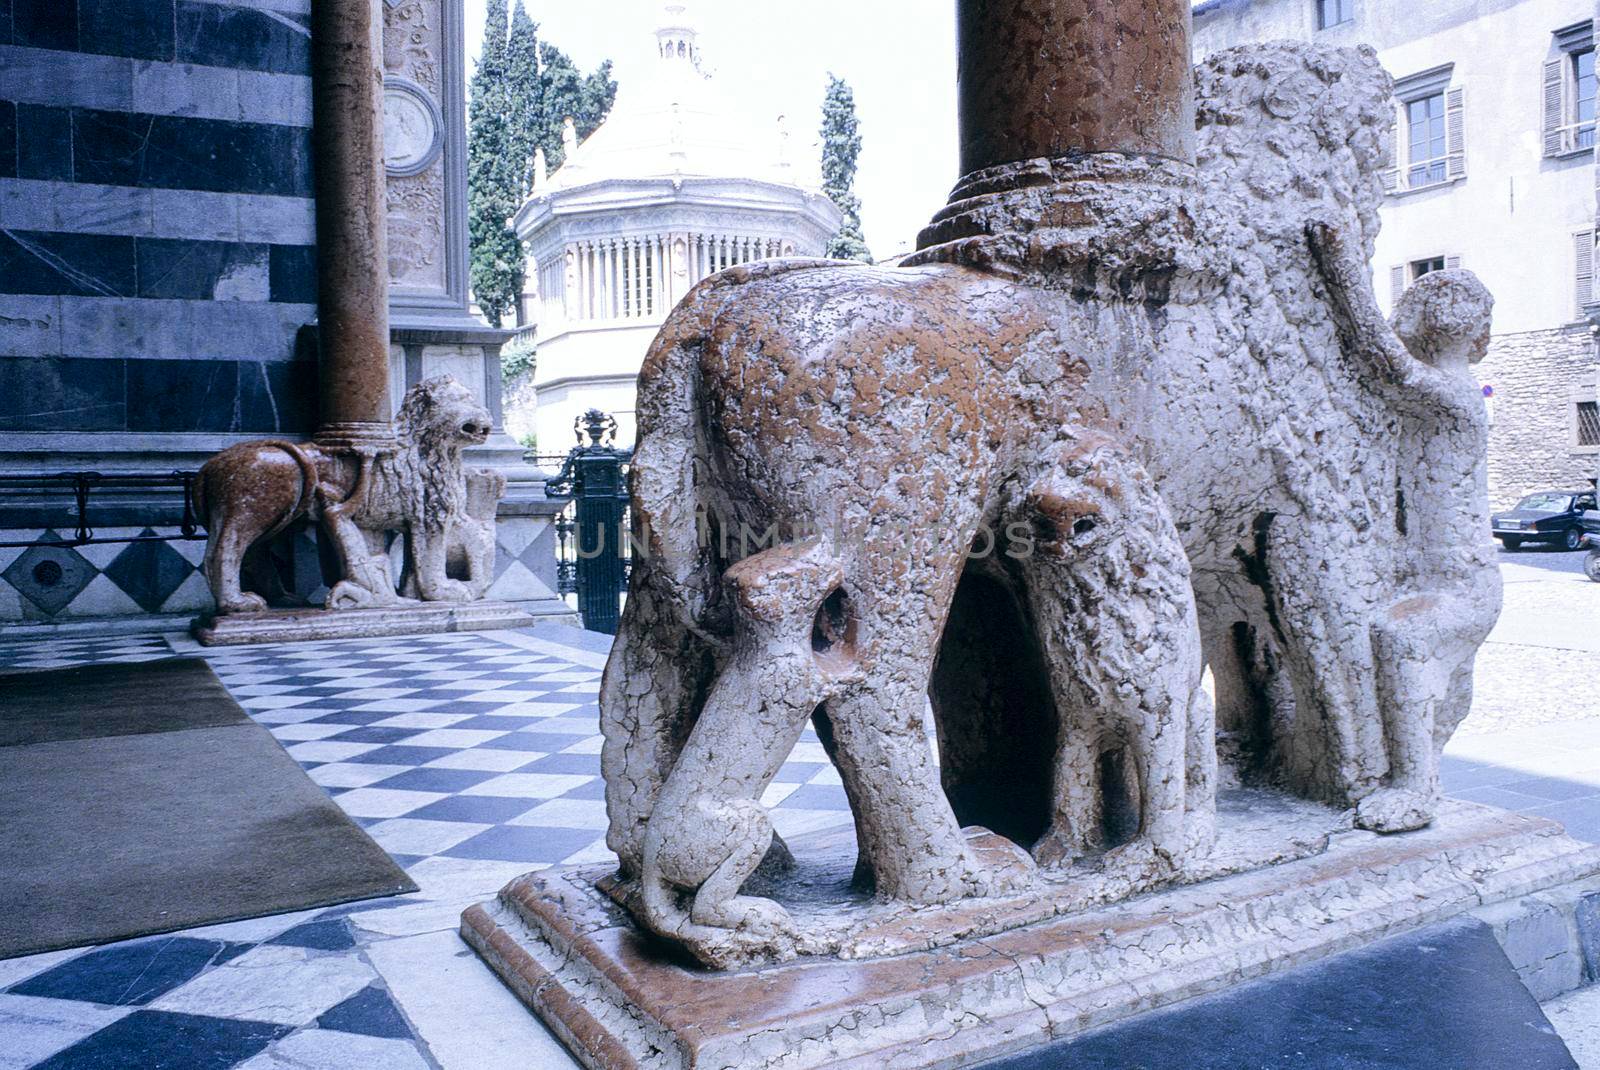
(575, 409, 618, 447)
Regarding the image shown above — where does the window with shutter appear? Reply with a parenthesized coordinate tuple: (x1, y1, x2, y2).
(1390, 264, 1406, 303)
(1405, 93, 1449, 188)
(1391, 65, 1458, 191)
(1576, 49, 1597, 149)
(1575, 229, 1595, 315)
(1546, 58, 1571, 156)
(1444, 88, 1465, 178)
(1547, 23, 1597, 157)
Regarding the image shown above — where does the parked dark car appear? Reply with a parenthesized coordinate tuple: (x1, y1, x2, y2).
(1581, 510, 1600, 581)
(1491, 490, 1598, 551)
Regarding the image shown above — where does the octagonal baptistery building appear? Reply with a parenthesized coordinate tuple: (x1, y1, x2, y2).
(513, 4, 842, 449)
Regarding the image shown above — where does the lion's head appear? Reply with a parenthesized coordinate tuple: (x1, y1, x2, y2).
(1197, 42, 1394, 255)
(393, 375, 493, 530)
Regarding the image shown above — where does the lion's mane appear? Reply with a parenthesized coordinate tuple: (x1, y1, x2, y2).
(383, 376, 468, 532)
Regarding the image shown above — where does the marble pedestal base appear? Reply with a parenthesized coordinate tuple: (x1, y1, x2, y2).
(192, 600, 536, 645)
(461, 801, 1600, 1070)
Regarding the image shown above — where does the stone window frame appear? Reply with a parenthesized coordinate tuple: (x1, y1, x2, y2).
(1570, 393, 1600, 453)
(1545, 21, 1597, 159)
(1381, 64, 1466, 196)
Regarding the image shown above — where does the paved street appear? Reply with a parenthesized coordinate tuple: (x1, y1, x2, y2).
(1443, 547, 1600, 846)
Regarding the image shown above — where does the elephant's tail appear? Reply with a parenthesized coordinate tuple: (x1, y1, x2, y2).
(631, 259, 853, 635)
(630, 297, 722, 634)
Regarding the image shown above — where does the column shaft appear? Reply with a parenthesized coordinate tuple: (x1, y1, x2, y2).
(956, 0, 1195, 175)
(310, 0, 392, 443)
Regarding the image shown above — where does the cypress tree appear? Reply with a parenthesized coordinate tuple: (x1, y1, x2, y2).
(467, 0, 521, 325)
(467, 2, 618, 326)
(820, 74, 872, 263)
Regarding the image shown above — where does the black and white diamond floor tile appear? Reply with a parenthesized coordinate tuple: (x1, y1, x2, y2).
(0, 623, 852, 1069)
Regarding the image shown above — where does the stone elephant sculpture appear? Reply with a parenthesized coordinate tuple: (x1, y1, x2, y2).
(596, 42, 1500, 967)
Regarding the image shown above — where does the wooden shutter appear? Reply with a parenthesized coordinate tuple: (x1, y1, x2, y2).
(1445, 87, 1466, 178)
(1576, 230, 1595, 313)
(1545, 58, 1568, 157)
(1380, 104, 1400, 192)
(1445, 255, 1462, 270)
(1390, 264, 1407, 303)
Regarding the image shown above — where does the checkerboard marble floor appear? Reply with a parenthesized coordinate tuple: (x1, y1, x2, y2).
(0, 624, 852, 1070)
(6, 623, 1599, 1069)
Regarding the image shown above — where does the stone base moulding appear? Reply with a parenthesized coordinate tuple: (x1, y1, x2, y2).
(191, 600, 537, 645)
(461, 801, 1600, 1070)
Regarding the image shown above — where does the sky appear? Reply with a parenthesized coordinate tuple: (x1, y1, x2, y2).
(464, 0, 960, 261)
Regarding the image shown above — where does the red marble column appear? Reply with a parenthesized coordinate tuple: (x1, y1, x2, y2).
(956, 0, 1196, 175)
(310, 0, 393, 446)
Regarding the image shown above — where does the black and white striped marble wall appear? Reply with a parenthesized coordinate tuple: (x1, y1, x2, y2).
(0, 0, 319, 438)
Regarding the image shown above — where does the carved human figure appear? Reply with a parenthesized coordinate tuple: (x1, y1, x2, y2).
(197, 375, 499, 613)
(1309, 232, 1502, 830)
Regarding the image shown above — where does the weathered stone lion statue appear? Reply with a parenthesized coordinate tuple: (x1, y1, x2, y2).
(197, 374, 501, 612)
(597, 42, 1501, 968)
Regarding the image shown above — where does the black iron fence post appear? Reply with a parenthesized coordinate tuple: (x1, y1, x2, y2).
(544, 409, 632, 634)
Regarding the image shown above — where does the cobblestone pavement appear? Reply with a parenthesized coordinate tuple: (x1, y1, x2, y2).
(1441, 547, 1600, 850)
(1458, 545, 1600, 736)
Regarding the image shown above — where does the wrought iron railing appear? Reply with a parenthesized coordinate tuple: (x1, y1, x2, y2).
(537, 410, 632, 634)
(0, 471, 204, 549)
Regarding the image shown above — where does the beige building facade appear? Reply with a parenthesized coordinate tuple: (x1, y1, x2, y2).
(1195, 0, 1600, 506)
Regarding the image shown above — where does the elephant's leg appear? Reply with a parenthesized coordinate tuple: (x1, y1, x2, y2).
(203, 514, 268, 614)
(1035, 729, 1100, 866)
(826, 673, 1032, 902)
(808, 704, 878, 890)
(1250, 521, 1386, 806)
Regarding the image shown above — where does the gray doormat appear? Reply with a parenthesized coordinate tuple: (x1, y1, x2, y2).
(0, 659, 417, 959)
(0, 658, 249, 747)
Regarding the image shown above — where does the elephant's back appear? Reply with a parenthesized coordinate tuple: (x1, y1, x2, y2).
(683, 264, 1046, 462)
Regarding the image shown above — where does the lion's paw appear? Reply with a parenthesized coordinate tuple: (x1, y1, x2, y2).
(424, 579, 475, 603)
(1355, 787, 1436, 833)
(326, 580, 375, 610)
(696, 894, 794, 939)
(220, 592, 268, 614)
(1101, 839, 1180, 883)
